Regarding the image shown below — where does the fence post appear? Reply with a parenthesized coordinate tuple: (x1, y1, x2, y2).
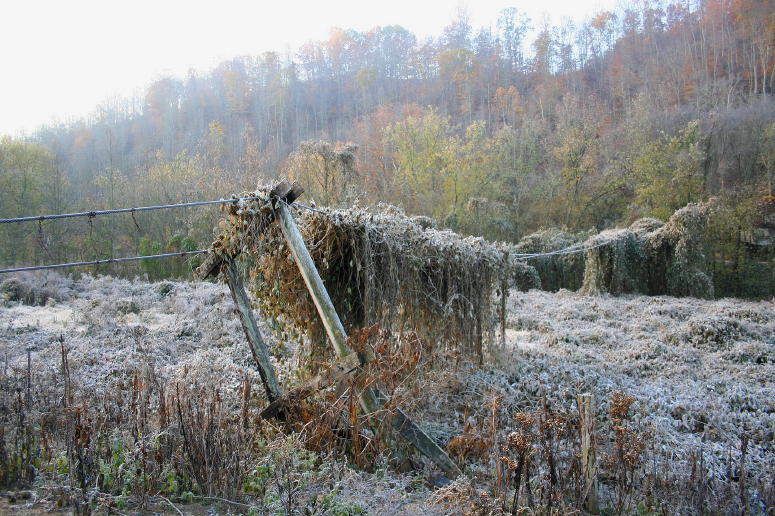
(500, 275, 508, 351)
(578, 393, 598, 513)
(224, 258, 282, 403)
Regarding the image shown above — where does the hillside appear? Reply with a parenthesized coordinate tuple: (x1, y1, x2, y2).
(1, 0, 772, 298)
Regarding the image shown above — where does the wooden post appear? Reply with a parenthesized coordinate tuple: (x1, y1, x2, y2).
(274, 200, 461, 479)
(500, 278, 508, 351)
(224, 259, 282, 402)
(195, 182, 306, 404)
(475, 312, 483, 366)
(578, 393, 598, 514)
(196, 252, 224, 281)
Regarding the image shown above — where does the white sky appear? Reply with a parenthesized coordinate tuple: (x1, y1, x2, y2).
(0, 0, 618, 136)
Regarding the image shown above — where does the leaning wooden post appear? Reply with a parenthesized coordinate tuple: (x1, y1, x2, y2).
(273, 199, 461, 479)
(196, 183, 304, 404)
(224, 258, 283, 402)
(578, 393, 598, 514)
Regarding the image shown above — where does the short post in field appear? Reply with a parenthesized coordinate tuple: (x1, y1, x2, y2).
(578, 392, 598, 514)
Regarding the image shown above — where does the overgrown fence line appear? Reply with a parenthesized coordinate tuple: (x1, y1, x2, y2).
(0, 191, 606, 276)
(0, 195, 329, 275)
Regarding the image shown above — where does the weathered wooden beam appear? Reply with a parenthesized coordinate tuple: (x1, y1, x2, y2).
(224, 259, 282, 402)
(196, 252, 224, 280)
(260, 351, 363, 420)
(273, 200, 461, 478)
(370, 388, 462, 474)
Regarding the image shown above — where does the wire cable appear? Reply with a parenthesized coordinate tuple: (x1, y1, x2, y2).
(292, 201, 326, 214)
(0, 250, 208, 275)
(511, 240, 610, 260)
(0, 196, 269, 224)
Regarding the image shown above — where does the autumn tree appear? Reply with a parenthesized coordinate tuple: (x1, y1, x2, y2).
(283, 140, 360, 206)
(631, 121, 706, 220)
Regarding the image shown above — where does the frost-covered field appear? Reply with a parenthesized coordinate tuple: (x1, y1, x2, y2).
(0, 274, 443, 514)
(0, 274, 773, 514)
(408, 289, 774, 513)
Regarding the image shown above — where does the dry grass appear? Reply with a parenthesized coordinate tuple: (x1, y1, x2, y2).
(0, 273, 442, 514)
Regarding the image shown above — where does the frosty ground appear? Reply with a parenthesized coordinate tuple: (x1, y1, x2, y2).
(0, 273, 773, 514)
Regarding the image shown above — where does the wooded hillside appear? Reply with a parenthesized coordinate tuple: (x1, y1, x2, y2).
(1, 0, 772, 296)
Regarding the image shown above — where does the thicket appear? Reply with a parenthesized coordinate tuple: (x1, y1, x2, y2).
(209, 193, 518, 366)
(581, 202, 715, 297)
(520, 198, 774, 299)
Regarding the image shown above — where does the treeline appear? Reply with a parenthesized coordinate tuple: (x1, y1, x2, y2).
(0, 0, 772, 296)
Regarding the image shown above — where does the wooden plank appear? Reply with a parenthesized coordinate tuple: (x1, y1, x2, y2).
(273, 200, 461, 478)
(269, 180, 305, 206)
(371, 388, 462, 475)
(224, 259, 282, 402)
(196, 252, 224, 280)
(284, 182, 305, 205)
(274, 203, 352, 358)
(269, 181, 293, 201)
(260, 351, 363, 420)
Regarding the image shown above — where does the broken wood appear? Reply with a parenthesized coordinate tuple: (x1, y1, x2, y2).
(196, 252, 224, 280)
(273, 199, 461, 478)
(260, 351, 364, 420)
(224, 258, 282, 402)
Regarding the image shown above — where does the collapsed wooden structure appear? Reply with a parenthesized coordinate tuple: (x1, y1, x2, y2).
(197, 181, 461, 478)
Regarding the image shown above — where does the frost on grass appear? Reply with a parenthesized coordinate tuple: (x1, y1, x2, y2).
(0, 273, 446, 514)
(406, 288, 774, 513)
(1, 274, 773, 513)
(1, 271, 76, 306)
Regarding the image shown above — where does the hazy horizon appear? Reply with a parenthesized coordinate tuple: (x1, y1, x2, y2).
(1, 0, 619, 136)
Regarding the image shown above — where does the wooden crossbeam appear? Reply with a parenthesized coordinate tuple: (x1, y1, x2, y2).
(196, 181, 304, 280)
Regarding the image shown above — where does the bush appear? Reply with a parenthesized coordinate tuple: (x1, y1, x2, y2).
(0, 273, 72, 305)
(581, 202, 716, 298)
